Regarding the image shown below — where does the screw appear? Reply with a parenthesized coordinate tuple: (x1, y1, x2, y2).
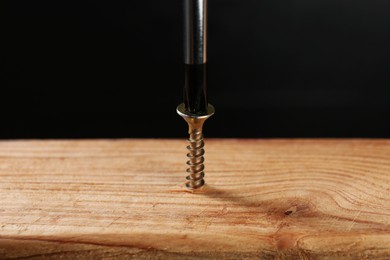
(177, 103, 215, 189)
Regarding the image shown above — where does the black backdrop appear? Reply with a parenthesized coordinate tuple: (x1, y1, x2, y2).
(4, 0, 390, 138)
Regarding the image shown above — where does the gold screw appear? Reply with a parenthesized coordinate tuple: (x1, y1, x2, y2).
(177, 103, 214, 189)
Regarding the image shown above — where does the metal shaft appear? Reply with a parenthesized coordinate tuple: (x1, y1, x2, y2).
(183, 0, 208, 114)
(184, 0, 207, 65)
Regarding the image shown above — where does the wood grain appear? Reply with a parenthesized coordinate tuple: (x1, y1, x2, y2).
(0, 139, 390, 259)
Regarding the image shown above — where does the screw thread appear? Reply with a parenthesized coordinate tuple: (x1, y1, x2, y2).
(186, 129, 205, 189)
(177, 103, 214, 190)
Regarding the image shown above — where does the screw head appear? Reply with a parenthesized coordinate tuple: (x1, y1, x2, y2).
(177, 103, 214, 131)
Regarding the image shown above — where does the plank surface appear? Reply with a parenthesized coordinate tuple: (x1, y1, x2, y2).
(0, 139, 390, 259)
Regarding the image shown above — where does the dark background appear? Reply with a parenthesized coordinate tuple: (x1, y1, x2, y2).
(4, 0, 390, 138)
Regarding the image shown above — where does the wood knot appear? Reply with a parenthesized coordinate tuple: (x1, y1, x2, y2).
(283, 205, 297, 217)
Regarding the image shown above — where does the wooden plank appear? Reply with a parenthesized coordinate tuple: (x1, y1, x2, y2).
(0, 139, 390, 259)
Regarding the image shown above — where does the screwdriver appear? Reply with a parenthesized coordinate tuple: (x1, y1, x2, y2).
(177, 0, 215, 190)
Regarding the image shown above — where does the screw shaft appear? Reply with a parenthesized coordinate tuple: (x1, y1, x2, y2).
(186, 129, 205, 189)
(177, 103, 214, 190)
